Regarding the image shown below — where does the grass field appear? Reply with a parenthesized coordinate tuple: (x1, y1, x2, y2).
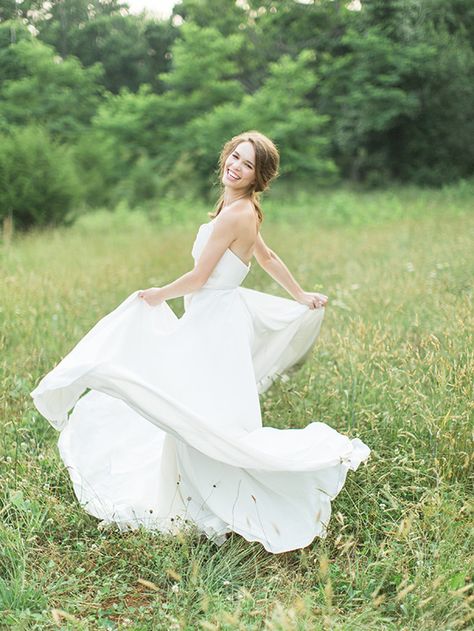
(0, 183, 473, 630)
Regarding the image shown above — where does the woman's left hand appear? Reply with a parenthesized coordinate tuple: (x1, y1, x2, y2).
(296, 291, 328, 310)
(138, 288, 165, 306)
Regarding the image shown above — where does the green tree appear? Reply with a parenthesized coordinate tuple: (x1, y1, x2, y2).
(33, 1, 176, 93)
(395, 23, 474, 183)
(184, 49, 337, 196)
(174, 0, 356, 96)
(0, 125, 82, 230)
(35, 0, 127, 57)
(319, 24, 434, 183)
(159, 22, 244, 117)
(0, 39, 104, 140)
(173, 0, 245, 36)
(0, 0, 44, 23)
(0, 0, 19, 22)
(91, 22, 246, 200)
(0, 19, 33, 81)
(66, 14, 156, 93)
(59, 13, 176, 93)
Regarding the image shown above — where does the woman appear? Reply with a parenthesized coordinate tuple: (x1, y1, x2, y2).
(31, 131, 370, 554)
(138, 133, 327, 312)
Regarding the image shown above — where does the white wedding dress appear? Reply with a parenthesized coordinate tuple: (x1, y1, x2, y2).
(30, 218, 370, 553)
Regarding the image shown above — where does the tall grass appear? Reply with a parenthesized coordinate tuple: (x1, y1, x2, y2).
(0, 184, 472, 629)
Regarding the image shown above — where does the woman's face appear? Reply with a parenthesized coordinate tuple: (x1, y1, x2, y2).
(222, 141, 256, 191)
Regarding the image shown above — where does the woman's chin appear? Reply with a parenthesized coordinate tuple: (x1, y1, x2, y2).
(222, 178, 237, 189)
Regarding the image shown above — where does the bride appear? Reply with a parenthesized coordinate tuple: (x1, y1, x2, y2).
(31, 130, 370, 554)
(138, 133, 327, 312)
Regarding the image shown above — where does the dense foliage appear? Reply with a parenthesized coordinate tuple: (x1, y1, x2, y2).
(0, 125, 81, 229)
(0, 0, 473, 227)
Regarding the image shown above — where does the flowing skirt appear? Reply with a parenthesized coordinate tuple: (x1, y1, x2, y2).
(31, 287, 370, 553)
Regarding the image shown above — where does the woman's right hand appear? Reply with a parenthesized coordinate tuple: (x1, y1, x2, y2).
(138, 287, 165, 307)
(296, 291, 328, 310)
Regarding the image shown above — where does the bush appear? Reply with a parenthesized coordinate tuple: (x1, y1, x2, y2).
(0, 125, 83, 231)
(71, 131, 119, 208)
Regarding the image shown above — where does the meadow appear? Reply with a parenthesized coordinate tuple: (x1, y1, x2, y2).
(0, 182, 473, 630)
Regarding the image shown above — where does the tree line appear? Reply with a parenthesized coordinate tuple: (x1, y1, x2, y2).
(0, 0, 473, 229)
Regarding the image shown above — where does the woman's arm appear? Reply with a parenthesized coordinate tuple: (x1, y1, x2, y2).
(255, 232, 328, 309)
(139, 214, 240, 305)
(254, 232, 304, 300)
(156, 270, 203, 302)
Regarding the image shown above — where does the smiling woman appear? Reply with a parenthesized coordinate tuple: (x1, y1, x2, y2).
(30, 130, 370, 554)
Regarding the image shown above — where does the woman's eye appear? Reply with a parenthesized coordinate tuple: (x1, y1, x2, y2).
(231, 153, 252, 168)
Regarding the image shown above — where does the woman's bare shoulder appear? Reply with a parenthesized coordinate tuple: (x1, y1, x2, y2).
(221, 199, 257, 226)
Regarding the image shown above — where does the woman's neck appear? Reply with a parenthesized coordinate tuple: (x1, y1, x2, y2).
(223, 191, 251, 206)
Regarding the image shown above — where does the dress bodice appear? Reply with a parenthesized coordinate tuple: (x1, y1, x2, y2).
(191, 220, 251, 290)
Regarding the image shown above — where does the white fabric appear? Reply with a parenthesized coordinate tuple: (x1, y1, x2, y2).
(30, 219, 370, 553)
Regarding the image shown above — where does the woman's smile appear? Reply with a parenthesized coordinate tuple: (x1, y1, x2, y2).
(226, 168, 241, 181)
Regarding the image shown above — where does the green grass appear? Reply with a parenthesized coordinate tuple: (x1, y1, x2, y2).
(0, 184, 473, 630)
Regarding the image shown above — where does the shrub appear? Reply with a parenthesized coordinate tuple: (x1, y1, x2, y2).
(0, 125, 83, 231)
